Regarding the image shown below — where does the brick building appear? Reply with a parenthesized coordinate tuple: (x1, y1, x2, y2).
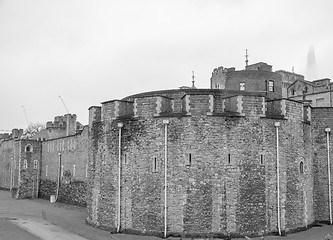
(0, 114, 88, 204)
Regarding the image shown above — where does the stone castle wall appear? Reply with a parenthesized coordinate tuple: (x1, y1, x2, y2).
(0, 139, 14, 190)
(1, 84, 333, 237)
(16, 139, 42, 199)
(38, 126, 89, 205)
(86, 90, 315, 237)
(0, 119, 89, 205)
(311, 108, 333, 222)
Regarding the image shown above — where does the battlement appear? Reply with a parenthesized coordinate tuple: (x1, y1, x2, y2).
(42, 114, 77, 139)
(211, 66, 235, 76)
(94, 90, 309, 122)
(246, 62, 272, 72)
(0, 133, 11, 140)
(266, 98, 308, 121)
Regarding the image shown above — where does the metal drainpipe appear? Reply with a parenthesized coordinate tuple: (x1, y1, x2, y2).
(36, 160, 40, 198)
(117, 122, 123, 233)
(326, 128, 332, 224)
(163, 120, 169, 238)
(55, 153, 61, 202)
(275, 122, 281, 236)
(10, 158, 13, 191)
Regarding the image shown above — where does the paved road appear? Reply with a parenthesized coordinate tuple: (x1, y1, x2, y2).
(0, 190, 156, 240)
(0, 218, 40, 240)
(2, 189, 333, 240)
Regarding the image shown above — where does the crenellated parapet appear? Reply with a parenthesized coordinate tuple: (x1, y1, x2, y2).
(101, 100, 134, 121)
(266, 98, 310, 122)
(93, 90, 311, 123)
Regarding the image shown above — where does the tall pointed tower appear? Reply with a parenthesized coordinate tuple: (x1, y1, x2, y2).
(306, 45, 319, 80)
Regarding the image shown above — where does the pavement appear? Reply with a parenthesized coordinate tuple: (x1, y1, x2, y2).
(1, 189, 333, 240)
(0, 190, 157, 240)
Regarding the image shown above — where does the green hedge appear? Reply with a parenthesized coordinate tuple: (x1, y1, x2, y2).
(39, 179, 87, 207)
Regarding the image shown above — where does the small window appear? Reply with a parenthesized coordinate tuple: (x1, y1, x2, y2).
(185, 153, 192, 166)
(25, 144, 32, 152)
(303, 86, 308, 93)
(85, 163, 88, 178)
(300, 161, 304, 174)
(240, 82, 245, 91)
(291, 89, 295, 95)
(46, 165, 48, 177)
(123, 153, 128, 164)
(260, 154, 264, 165)
(33, 160, 38, 169)
(268, 80, 274, 92)
(23, 160, 28, 169)
(152, 157, 158, 173)
(61, 165, 64, 177)
(73, 164, 76, 177)
(228, 154, 231, 164)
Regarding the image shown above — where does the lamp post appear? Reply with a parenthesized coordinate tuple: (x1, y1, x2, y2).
(163, 119, 169, 238)
(117, 122, 123, 233)
(275, 122, 281, 236)
(326, 127, 332, 225)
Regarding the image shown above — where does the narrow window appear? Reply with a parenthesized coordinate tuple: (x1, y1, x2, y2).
(291, 89, 295, 95)
(123, 153, 128, 164)
(228, 154, 231, 164)
(303, 86, 308, 93)
(61, 165, 64, 177)
(73, 164, 76, 177)
(23, 160, 28, 169)
(260, 154, 264, 165)
(185, 153, 192, 166)
(47, 142, 50, 153)
(46, 165, 48, 177)
(85, 163, 88, 178)
(240, 82, 245, 91)
(268, 80, 274, 92)
(300, 161, 304, 174)
(33, 160, 38, 169)
(152, 157, 158, 173)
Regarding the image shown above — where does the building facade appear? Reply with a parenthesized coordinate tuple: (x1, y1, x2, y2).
(0, 114, 88, 204)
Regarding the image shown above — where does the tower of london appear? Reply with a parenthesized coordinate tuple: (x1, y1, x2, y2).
(1, 61, 333, 238)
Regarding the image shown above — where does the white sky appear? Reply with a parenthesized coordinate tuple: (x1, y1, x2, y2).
(1, 0, 333, 130)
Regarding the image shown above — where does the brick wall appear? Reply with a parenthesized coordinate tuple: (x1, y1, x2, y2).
(17, 139, 42, 199)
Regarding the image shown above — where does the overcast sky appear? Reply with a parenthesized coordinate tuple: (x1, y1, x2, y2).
(1, 0, 332, 131)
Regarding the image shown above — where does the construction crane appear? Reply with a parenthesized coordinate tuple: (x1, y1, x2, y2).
(58, 96, 70, 114)
(21, 105, 30, 126)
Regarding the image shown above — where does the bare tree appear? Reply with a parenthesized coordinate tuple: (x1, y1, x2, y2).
(24, 123, 45, 138)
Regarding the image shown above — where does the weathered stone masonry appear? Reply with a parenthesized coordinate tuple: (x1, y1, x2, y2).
(86, 89, 316, 237)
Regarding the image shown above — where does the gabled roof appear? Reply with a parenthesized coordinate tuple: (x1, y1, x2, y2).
(287, 78, 315, 89)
